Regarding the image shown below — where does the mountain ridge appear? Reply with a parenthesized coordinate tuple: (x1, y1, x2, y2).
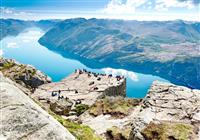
(38, 18, 200, 89)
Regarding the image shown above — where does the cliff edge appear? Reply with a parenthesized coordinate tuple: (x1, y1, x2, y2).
(0, 58, 51, 90)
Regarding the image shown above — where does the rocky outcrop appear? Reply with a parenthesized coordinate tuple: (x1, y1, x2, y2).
(0, 73, 76, 140)
(104, 79, 126, 97)
(32, 69, 126, 117)
(88, 97, 141, 117)
(0, 58, 51, 90)
(129, 81, 200, 140)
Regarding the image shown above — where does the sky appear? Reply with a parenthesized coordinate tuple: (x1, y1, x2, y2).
(0, 0, 200, 21)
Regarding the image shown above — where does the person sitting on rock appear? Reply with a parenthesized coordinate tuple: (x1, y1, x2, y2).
(89, 81, 95, 85)
(79, 70, 83, 74)
(97, 77, 101, 81)
(83, 69, 87, 73)
(58, 95, 61, 100)
(88, 73, 91, 77)
(51, 91, 57, 97)
(76, 99, 81, 104)
(116, 75, 121, 81)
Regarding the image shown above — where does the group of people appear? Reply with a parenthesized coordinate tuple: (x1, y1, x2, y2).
(51, 90, 64, 100)
(75, 69, 124, 81)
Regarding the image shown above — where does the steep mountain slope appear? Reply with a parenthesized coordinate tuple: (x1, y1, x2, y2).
(0, 19, 59, 40)
(0, 19, 32, 40)
(39, 18, 200, 89)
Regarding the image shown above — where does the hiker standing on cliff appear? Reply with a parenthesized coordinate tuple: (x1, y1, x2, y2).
(58, 90, 61, 100)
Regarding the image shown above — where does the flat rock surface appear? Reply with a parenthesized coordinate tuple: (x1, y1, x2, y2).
(33, 69, 126, 106)
(0, 73, 75, 140)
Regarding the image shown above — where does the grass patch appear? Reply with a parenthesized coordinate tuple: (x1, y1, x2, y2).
(89, 97, 141, 117)
(141, 121, 195, 140)
(74, 104, 89, 116)
(0, 61, 15, 71)
(106, 126, 131, 140)
(49, 111, 101, 140)
(32, 97, 101, 140)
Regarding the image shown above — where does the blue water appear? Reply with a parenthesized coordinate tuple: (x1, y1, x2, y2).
(0, 28, 168, 98)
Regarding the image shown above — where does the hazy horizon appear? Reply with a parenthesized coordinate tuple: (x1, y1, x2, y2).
(1, 0, 199, 21)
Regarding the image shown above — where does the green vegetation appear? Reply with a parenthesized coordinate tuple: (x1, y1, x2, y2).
(30, 69, 37, 76)
(106, 126, 131, 140)
(74, 104, 89, 116)
(32, 95, 100, 140)
(49, 111, 101, 140)
(89, 97, 141, 117)
(0, 61, 15, 71)
(141, 122, 195, 140)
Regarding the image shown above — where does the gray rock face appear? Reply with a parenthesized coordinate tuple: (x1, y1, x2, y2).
(0, 73, 76, 140)
(0, 58, 51, 89)
(129, 81, 200, 140)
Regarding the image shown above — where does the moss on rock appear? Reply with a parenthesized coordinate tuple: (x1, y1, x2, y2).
(106, 126, 132, 140)
(74, 104, 89, 116)
(50, 111, 101, 140)
(0, 61, 15, 71)
(141, 122, 195, 140)
(89, 96, 141, 117)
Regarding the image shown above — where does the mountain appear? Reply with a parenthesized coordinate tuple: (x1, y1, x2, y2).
(0, 19, 32, 40)
(39, 18, 200, 89)
(0, 19, 59, 40)
(35, 19, 61, 31)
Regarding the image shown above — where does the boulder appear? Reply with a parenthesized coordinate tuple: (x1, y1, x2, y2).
(50, 99, 73, 116)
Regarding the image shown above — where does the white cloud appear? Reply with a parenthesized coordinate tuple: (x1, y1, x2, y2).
(103, 0, 147, 14)
(0, 7, 33, 18)
(0, 7, 14, 15)
(100, 0, 199, 20)
(155, 0, 195, 11)
(102, 68, 139, 81)
(6, 42, 18, 48)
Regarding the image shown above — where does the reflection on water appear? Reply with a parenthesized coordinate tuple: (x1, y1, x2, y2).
(102, 68, 139, 81)
(1, 27, 168, 98)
